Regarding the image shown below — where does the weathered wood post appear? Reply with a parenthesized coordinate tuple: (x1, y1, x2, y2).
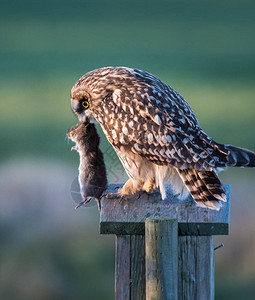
(100, 184, 230, 300)
(146, 217, 178, 300)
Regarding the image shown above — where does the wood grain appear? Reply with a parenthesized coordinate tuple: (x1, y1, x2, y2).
(178, 236, 214, 300)
(145, 218, 178, 300)
(115, 235, 131, 300)
(115, 235, 145, 300)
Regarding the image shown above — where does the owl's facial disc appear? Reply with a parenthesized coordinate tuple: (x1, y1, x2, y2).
(71, 96, 93, 123)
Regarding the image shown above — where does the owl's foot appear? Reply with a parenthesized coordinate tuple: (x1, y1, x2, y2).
(104, 179, 139, 200)
(104, 179, 154, 201)
(142, 179, 156, 193)
(118, 179, 143, 196)
(104, 192, 126, 200)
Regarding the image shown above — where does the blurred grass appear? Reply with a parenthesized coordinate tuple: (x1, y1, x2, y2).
(0, 0, 255, 163)
(215, 275, 255, 300)
(0, 0, 255, 299)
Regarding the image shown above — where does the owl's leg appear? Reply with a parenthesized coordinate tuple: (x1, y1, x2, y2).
(118, 179, 143, 195)
(142, 179, 156, 193)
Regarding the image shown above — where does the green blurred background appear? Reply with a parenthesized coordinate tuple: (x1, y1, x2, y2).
(1, 0, 255, 299)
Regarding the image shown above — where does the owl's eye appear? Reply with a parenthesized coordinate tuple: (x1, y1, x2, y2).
(81, 98, 90, 109)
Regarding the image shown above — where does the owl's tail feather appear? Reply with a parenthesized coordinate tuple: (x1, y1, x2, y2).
(177, 169, 226, 210)
(225, 145, 255, 167)
(199, 131, 255, 168)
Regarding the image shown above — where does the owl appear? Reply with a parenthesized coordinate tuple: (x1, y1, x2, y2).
(70, 67, 255, 210)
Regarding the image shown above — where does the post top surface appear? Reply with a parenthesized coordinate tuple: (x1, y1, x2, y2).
(100, 184, 230, 236)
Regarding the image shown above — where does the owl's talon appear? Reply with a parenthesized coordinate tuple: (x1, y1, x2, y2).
(105, 192, 123, 200)
(104, 192, 114, 199)
(105, 193, 131, 203)
(135, 190, 152, 200)
(136, 193, 142, 200)
(117, 195, 125, 204)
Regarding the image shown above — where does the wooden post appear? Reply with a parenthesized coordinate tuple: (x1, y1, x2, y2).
(145, 217, 178, 300)
(178, 236, 214, 300)
(115, 235, 145, 300)
(100, 184, 230, 300)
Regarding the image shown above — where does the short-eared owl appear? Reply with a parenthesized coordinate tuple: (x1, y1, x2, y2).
(70, 67, 255, 210)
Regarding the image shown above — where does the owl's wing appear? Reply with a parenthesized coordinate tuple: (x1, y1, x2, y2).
(98, 86, 230, 172)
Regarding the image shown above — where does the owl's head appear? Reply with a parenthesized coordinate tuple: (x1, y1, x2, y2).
(70, 66, 139, 123)
(70, 85, 94, 123)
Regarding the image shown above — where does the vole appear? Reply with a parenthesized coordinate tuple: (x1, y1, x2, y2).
(67, 122, 107, 210)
